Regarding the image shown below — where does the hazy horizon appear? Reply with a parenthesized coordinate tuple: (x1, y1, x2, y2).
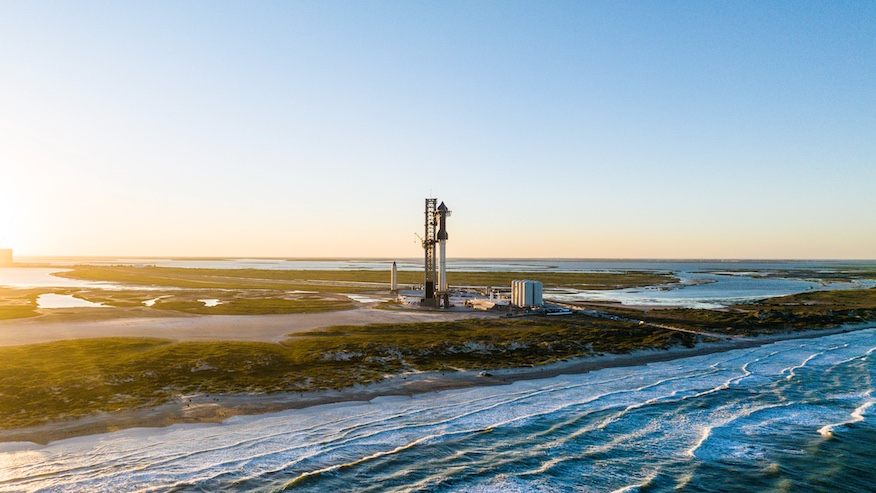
(2, 2, 873, 259)
(9, 255, 876, 262)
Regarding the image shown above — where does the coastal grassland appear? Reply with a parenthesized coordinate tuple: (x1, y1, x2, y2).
(712, 267, 876, 283)
(0, 315, 695, 429)
(445, 270, 675, 289)
(53, 266, 374, 292)
(74, 289, 356, 315)
(0, 288, 45, 320)
(586, 287, 876, 336)
(152, 297, 354, 315)
(283, 315, 697, 371)
(55, 265, 676, 290)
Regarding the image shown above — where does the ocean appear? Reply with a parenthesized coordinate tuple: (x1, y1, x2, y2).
(1, 328, 874, 492)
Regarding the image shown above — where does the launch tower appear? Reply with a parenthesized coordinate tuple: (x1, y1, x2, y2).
(422, 198, 437, 305)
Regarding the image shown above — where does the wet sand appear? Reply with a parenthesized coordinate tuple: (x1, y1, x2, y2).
(1, 324, 869, 445)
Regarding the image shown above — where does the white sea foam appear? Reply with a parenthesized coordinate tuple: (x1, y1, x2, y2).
(2, 328, 875, 492)
(609, 469, 660, 493)
(784, 352, 822, 380)
(818, 394, 875, 438)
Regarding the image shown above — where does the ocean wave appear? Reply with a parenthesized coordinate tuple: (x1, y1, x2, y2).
(3, 329, 876, 492)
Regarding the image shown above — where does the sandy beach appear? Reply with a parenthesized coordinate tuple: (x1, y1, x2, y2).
(2, 323, 870, 445)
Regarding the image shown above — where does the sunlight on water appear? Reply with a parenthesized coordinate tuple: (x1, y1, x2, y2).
(0, 268, 116, 288)
(35, 294, 108, 309)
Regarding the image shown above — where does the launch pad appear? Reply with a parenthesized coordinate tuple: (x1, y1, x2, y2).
(420, 198, 451, 308)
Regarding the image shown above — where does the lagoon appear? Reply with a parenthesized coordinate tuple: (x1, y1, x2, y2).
(35, 294, 108, 309)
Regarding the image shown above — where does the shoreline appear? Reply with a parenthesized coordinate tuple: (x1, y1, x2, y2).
(2, 323, 871, 446)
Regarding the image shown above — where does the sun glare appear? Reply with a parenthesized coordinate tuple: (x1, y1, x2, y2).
(0, 189, 26, 248)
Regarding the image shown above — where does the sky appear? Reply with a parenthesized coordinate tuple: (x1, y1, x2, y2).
(0, 1, 873, 259)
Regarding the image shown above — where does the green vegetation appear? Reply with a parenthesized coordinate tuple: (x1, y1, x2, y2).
(0, 286, 355, 318)
(153, 298, 353, 315)
(0, 269, 876, 428)
(586, 287, 876, 336)
(0, 288, 44, 320)
(54, 266, 373, 292)
(446, 270, 675, 289)
(285, 316, 696, 371)
(75, 289, 355, 315)
(56, 265, 676, 291)
(0, 306, 39, 320)
(20, 266, 674, 319)
(710, 267, 876, 283)
(0, 315, 695, 429)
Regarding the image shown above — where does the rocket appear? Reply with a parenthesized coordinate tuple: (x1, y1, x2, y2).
(391, 261, 398, 291)
(437, 202, 449, 293)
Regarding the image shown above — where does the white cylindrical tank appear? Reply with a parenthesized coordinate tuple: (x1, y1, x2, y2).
(390, 261, 398, 291)
(511, 279, 543, 308)
(533, 281, 543, 306)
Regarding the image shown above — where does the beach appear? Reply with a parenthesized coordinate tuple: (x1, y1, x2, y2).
(0, 321, 866, 445)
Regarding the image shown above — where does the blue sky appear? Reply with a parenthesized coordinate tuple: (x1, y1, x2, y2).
(0, 1, 873, 258)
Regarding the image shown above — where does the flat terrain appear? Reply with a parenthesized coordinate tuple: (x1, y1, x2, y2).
(0, 313, 693, 430)
(0, 266, 678, 322)
(574, 287, 876, 336)
(0, 306, 496, 346)
(3, 264, 874, 444)
(55, 265, 677, 290)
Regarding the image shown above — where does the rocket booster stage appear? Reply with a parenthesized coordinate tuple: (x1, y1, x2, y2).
(436, 202, 449, 293)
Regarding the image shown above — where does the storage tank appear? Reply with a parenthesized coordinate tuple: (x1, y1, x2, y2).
(511, 280, 543, 308)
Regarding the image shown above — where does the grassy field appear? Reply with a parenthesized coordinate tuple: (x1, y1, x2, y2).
(0, 315, 695, 429)
(0, 266, 675, 320)
(0, 287, 357, 319)
(55, 265, 677, 290)
(709, 267, 876, 282)
(5, 269, 873, 431)
(75, 289, 356, 315)
(53, 266, 374, 292)
(582, 287, 876, 336)
(0, 288, 44, 320)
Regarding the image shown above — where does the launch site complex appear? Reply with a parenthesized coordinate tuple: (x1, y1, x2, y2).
(402, 198, 547, 313)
